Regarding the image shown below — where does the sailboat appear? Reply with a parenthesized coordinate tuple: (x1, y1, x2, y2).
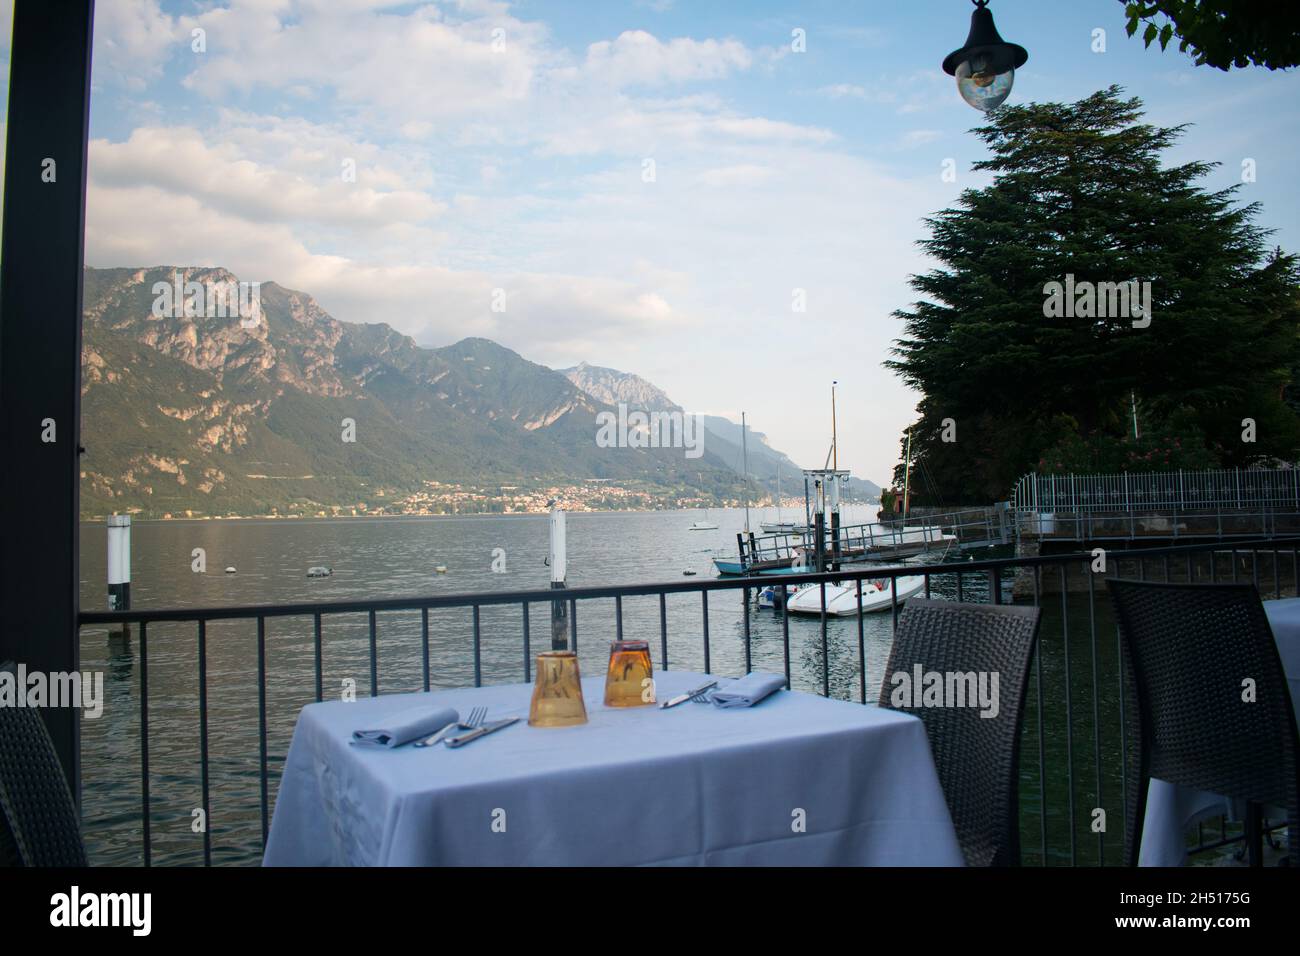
(760, 463, 809, 534)
(765, 386, 937, 613)
(707, 412, 756, 565)
(741, 411, 752, 538)
(689, 511, 718, 531)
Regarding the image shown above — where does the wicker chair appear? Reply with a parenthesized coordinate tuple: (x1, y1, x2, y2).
(879, 598, 1041, 866)
(0, 662, 87, 866)
(1106, 581, 1300, 867)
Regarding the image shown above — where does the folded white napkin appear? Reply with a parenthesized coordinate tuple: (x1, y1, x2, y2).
(351, 706, 458, 748)
(707, 672, 787, 708)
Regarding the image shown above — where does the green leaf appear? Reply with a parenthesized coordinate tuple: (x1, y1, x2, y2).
(1143, 23, 1159, 47)
(1126, 17, 1139, 38)
(1158, 24, 1173, 50)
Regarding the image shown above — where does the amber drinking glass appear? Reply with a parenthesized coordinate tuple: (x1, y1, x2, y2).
(528, 650, 588, 727)
(603, 640, 655, 707)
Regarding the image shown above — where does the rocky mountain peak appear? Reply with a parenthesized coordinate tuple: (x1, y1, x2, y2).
(561, 362, 679, 412)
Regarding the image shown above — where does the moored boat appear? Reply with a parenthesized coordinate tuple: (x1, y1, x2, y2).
(780, 574, 926, 615)
(759, 521, 808, 534)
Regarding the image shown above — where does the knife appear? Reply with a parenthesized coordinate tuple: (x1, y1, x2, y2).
(445, 717, 520, 748)
(412, 720, 460, 748)
(660, 680, 717, 709)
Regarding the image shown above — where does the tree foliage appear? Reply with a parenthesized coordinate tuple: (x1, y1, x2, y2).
(887, 87, 1299, 503)
(1122, 1, 1300, 70)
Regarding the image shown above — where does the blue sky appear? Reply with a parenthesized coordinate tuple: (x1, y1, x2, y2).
(27, 0, 1300, 484)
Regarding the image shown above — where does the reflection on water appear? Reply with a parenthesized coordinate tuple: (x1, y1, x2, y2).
(77, 509, 1127, 866)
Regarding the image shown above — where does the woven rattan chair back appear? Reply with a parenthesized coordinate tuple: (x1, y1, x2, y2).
(879, 598, 1041, 866)
(1107, 580, 1300, 866)
(0, 663, 87, 866)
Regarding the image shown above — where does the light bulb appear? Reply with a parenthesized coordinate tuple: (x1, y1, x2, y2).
(956, 59, 1014, 111)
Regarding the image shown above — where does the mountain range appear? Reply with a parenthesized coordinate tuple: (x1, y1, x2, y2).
(78, 266, 878, 518)
(561, 362, 880, 499)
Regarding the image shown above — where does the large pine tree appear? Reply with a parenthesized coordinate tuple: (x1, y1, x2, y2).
(887, 86, 1299, 503)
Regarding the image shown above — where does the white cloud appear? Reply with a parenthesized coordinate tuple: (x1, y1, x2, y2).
(89, 127, 445, 232)
(92, 0, 182, 91)
(533, 99, 834, 157)
(583, 31, 752, 87)
(180, 1, 552, 122)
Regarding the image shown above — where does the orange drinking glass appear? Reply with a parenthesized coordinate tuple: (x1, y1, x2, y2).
(528, 651, 588, 727)
(603, 640, 655, 707)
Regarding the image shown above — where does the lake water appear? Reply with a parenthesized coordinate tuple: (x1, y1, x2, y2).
(76, 507, 1128, 866)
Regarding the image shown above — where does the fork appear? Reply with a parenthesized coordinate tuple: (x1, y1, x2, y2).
(414, 706, 487, 747)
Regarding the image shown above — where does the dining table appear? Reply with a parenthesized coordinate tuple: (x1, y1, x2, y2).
(1138, 596, 1300, 865)
(262, 669, 965, 867)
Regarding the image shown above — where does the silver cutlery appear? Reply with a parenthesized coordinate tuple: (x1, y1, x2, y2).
(413, 706, 486, 747)
(445, 717, 520, 748)
(660, 680, 717, 709)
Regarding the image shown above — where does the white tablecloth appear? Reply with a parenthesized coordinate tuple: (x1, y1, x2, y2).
(263, 670, 964, 866)
(1139, 598, 1300, 865)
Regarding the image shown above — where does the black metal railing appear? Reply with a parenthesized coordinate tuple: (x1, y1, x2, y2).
(75, 536, 1300, 867)
(737, 508, 1009, 569)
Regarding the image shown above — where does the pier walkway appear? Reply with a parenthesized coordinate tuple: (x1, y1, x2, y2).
(732, 467, 1300, 575)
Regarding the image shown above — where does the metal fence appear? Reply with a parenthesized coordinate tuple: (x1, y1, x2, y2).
(739, 507, 1013, 568)
(76, 537, 1300, 867)
(1013, 467, 1300, 515)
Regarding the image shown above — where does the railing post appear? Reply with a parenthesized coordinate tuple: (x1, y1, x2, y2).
(139, 621, 151, 866)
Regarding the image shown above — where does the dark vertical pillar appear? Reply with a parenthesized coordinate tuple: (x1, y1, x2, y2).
(814, 512, 826, 572)
(0, 0, 96, 798)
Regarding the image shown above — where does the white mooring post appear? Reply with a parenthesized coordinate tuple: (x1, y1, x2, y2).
(549, 503, 568, 650)
(107, 513, 131, 611)
(107, 513, 132, 647)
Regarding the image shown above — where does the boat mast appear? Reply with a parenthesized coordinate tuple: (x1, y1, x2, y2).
(829, 381, 841, 568)
(776, 464, 782, 523)
(901, 427, 913, 522)
(831, 381, 838, 471)
(741, 411, 751, 534)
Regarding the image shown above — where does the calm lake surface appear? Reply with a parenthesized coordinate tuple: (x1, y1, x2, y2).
(77, 507, 1137, 866)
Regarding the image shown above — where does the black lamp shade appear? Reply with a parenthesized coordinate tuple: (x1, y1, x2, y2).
(943, 1, 1028, 76)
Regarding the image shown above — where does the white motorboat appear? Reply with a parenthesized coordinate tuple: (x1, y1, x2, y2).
(689, 520, 718, 531)
(781, 574, 926, 616)
(757, 581, 811, 609)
